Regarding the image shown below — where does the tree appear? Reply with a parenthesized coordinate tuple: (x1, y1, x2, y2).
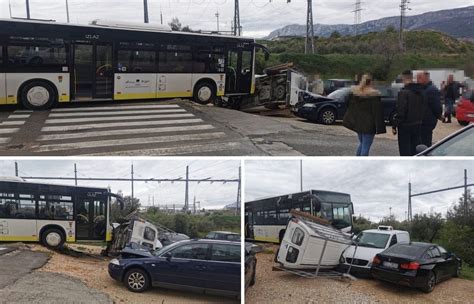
(446, 189, 474, 227)
(385, 25, 396, 33)
(410, 213, 444, 242)
(352, 215, 375, 234)
(330, 31, 341, 39)
(168, 17, 182, 31)
(110, 193, 140, 223)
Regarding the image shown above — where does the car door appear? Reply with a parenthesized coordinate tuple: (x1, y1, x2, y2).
(206, 243, 241, 294)
(427, 246, 447, 280)
(437, 245, 457, 278)
(152, 243, 210, 290)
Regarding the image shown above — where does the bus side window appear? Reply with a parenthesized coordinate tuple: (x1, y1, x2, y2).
(0, 193, 16, 218)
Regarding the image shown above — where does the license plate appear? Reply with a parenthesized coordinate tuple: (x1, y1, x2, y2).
(383, 261, 398, 269)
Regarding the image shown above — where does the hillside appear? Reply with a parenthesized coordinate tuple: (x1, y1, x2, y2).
(266, 6, 474, 40)
(261, 30, 474, 55)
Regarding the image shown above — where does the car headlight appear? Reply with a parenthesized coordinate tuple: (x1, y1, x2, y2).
(110, 258, 120, 266)
(303, 103, 316, 108)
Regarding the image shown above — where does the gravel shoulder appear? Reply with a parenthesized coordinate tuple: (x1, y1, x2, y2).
(32, 244, 238, 304)
(246, 245, 474, 304)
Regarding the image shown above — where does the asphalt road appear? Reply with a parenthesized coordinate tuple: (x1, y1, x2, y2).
(0, 246, 112, 304)
(0, 100, 463, 156)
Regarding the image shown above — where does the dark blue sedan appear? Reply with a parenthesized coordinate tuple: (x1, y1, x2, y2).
(294, 87, 398, 125)
(108, 239, 241, 297)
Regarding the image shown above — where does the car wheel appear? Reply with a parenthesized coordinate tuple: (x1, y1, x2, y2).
(20, 81, 57, 110)
(249, 262, 256, 286)
(41, 228, 65, 250)
(193, 81, 216, 105)
(319, 108, 336, 125)
(421, 271, 436, 293)
(124, 268, 150, 292)
(458, 120, 469, 126)
(273, 84, 286, 100)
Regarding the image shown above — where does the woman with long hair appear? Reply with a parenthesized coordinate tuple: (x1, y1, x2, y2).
(342, 74, 386, 156)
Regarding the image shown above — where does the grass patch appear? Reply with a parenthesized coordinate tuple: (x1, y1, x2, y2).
(461, 264, 474, 281)
(263, 248, 275, 254)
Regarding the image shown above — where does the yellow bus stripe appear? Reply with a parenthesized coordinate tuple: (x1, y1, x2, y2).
(254, 236, 280, 243)
(0, 235, 39, 241)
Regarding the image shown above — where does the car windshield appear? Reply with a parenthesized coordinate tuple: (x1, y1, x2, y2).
(354, 232, 390, 249)
(384, 244, 426, 258)
(427, 127, 474, 156)
(328, 88, 351, 99)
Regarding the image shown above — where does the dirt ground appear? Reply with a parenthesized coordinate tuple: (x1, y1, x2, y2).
(31, 244, 238, 304)
(246, 245, 474, 304)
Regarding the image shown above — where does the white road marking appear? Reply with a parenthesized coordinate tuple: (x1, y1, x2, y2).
(41, 118, 203, 132)
(0, 128, 19, 134)
(51, 104, 180, 112)
(38, 125, 215, 141)
(45, 113, 194, 124)
(7, 114, 30, 119)
(48, 108, 186, 118)
(35, 132, 227, 152)
(14, 110, 33, 113)
(0, 121, 25, 126)
(0, 138, 11, 144)
(85, 142, 242, 156)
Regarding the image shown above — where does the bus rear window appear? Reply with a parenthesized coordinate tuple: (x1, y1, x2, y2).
(291, 227, 304, 245)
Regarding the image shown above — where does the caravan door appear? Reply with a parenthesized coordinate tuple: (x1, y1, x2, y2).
(129, 220, 161, 250)
(277, 220, 306, 268)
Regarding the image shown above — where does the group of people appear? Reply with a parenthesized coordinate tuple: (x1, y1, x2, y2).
(343, 71, 458, 156)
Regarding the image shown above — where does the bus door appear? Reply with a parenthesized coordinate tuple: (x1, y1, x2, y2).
(225, 48, 253, 94)
(75, 196, 107, 241)
(72, 43, 113, 100)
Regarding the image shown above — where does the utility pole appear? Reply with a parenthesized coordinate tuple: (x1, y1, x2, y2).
(131, 164, 134, 202)
(389, 207, 392, 218)
(353, 0, 362, 35)
(9, 0, 13, 18)
(152, 195, 155, 207)
(26, 0, 31, 19)
(144, 0, 149, 23)
(65, 0, 70, 23)
(300, 160, 303, 192)
(464, 169, 468, 212)
(233, 0, 241, 36)
(193, 196, 196, 214)
(160, 8, 163, 25)
(305, 0, 315, 54)
(14, 161, 18, 177)
(399, 0, 410, 51)
(185, 166, 189, 211)
(74, 163, 77, 186)
(236, 166, 241, 216)
(408, 182, 412, 221)
(215, 10, 220, 32)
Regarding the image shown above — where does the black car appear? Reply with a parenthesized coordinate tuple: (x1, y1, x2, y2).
(159, 232, 190, 247)
(323, 79, 356, 95)
(205, 231, 241, 242)
(294, 87, 397, 125)
(416, 124, 473, 156)
(371, 242, 461, 293)
(108, 239, 240, 297)
(245, 243, 260, 290)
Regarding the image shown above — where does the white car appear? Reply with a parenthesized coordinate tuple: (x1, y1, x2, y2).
(339, 226, 410, 275)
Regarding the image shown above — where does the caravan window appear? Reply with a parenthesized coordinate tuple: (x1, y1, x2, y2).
(144, 227, 156, 242)
(291, 227, 304, 245)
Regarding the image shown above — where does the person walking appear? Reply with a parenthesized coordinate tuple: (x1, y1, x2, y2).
(417, 71, 442, 147)
(392, 70, 426, 156)
(342, 74, 386, 156)
(442, 74, 458, 123)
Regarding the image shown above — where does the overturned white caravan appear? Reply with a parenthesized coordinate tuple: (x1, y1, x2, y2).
(276, 210, 356, 272)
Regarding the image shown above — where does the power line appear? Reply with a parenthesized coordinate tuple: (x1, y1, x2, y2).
(353, 0, 362, 35)
(305, 0, 314, 54)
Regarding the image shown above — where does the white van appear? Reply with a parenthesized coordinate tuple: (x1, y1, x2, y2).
(339, 226, 410, 274)
(276, 213, 353, 270)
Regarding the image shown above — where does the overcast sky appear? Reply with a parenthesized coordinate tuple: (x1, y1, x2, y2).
(245, 159, 474, 222)
(0, 0, 472, 37)
(0, 159, 240, 209)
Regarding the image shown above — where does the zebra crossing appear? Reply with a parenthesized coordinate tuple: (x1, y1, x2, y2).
(1, 102, 245, 155)
(0, 110, 32, 145)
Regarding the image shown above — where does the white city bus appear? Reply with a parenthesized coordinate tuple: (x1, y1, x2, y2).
(245, 190, 354, 243)
(0, 18, 269, 110)
(0, 177, 123, 249)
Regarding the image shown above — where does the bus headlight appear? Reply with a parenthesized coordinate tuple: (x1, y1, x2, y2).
(110, 258, 120, 266)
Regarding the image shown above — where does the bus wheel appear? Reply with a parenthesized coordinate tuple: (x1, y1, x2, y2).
(20, 81, 57, 110)
(41, 228, 65, 249)
(193, 82, 216, 105)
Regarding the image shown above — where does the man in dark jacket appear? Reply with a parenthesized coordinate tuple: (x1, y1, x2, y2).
(442, 74, 460, 123)
(392, 70, 426, 156)
(417, 71, 442, 147)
